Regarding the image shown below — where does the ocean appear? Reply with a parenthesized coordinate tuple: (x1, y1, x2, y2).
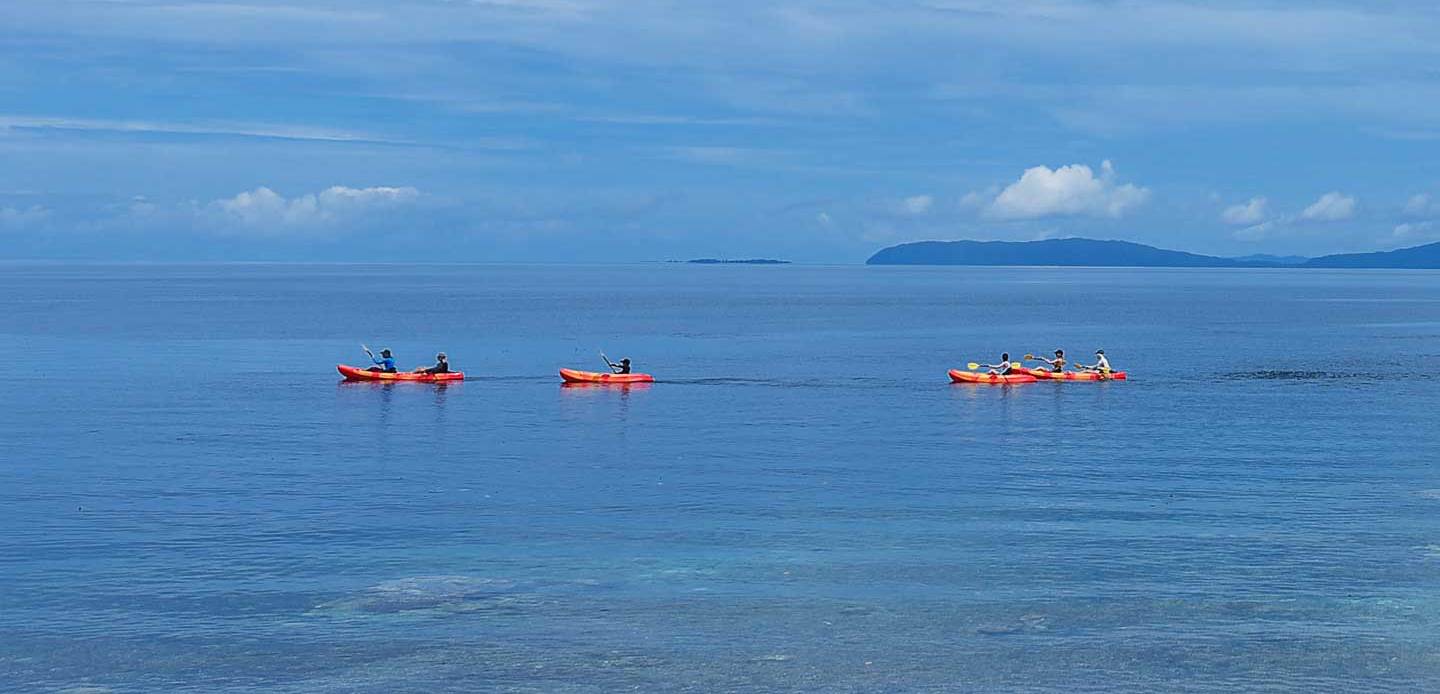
(3, 263, 1440, 692)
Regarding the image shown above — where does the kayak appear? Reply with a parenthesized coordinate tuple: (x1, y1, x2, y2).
(337, 364, 465, 382)
(1019, 368, 1127, 381)
(948, 369, 1038, 384)
(559, 368, 655, 384)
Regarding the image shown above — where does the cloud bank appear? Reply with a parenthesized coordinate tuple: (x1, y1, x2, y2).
(0, 205, 49, 229)
(210, 185, 420, 231)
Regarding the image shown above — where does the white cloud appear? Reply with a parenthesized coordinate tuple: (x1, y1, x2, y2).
(899, 195, 933, 215)
(1394, 221, 1439, 241)
(1404, 193, 1437, 217)
(211, 185, 420, 230)
(0, 205, 49, 229)
(0, 115, 386, 143)
(1233, 220, 1277, 241)
(959, 190, 989, 209)
(985, 160, 1149, 220)
(664, 146, 765, 165)
(1299, 191, 1356, 222)
(1221, 196, 1268, 225)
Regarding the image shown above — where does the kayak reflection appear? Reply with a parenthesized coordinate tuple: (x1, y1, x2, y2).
(559, 380, 653, 390)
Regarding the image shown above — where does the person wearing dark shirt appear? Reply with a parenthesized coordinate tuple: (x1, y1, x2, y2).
(1032, 349, 1066, 373)
(414, 353, 450, 375)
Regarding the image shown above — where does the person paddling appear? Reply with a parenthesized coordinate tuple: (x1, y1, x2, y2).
(608, 357, 632, 375)
(981, 353, 1014, 376)
(1032, 349, 1066, 373)
(1077, 349, 1113, 374)
(364, 347, 397, 373)
(413, 352, 450, 375)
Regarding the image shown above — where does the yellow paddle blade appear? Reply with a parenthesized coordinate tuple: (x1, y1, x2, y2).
(1023, 354, 1035, 360)
(966, 362, 980, 370)
(1011, 362, 1023, 368)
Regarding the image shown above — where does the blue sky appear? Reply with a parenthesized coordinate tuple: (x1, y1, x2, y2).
(3, 0, 1440, 261)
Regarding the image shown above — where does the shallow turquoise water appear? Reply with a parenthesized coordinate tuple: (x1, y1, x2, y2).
(3, 264, 1440, 692)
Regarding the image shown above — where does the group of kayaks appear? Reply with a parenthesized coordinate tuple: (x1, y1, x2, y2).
(338, 347, 1120, 386)
(336, 364, 658, 384)
(948, 367, 1127, 384)
(336, 348, 657, 385)
(947, 349, 1124, 385)
(337, 364, 1119, 386)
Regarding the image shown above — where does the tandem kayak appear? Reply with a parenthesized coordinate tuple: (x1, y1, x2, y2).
(948, 369, 1037, 384)
(337, 364, 465, 382)
(559, 368, 655, 384)
(1019, 368, 1127, 381)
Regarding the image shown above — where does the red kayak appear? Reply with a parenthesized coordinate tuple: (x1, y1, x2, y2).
(559, 368, 655, 384)
(337, 364, 465, 382)
(1019, 368, 1127, 381)
(948, 369, 1037, 384)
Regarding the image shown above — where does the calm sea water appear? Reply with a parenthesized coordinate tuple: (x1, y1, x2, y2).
(3, 263, 1440, 692)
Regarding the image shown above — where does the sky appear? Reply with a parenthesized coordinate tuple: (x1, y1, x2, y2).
(3, 0, 1440, 262)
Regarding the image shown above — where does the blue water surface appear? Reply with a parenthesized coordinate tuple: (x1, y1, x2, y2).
(2, 263, 1440, 692)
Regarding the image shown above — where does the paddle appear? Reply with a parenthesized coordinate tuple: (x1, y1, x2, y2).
(600, 350, 617, 372)
(966, 361, 1024, 370)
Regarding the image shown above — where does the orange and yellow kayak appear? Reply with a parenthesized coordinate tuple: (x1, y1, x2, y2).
(337, 364, 465, 382)
(948, 369, 1038, 384)
(559, 368, 655, 384)
(1019, 368, 1127, 381)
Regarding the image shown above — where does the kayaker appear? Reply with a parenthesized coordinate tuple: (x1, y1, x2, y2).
(982, 353, 1014, 376)
(1077, 349, 1113, 374)
(365, 347, 397, 373)
(413, 352, 450, 375)
(609, 357, 632, 375)
(1032, 349, 1066, 373)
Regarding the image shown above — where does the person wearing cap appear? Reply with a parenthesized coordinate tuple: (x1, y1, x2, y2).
(1077, 349, 1113, 374)
(414, 352, 450, 375)
(1032, 349, 1067, 373)
(365, 348, 397, 373)
(609, 357, 632, 375)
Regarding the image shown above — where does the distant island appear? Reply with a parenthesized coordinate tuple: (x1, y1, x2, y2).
(680, 258, 791, 265)
(866, 238, 1440, 269)
(1230, 254, 1309, 266)
(1303, 244, 1440, 268)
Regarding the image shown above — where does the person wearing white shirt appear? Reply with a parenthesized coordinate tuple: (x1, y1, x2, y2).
(982, 353, 1015, 376)
(1077, 349, 1112, 373)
